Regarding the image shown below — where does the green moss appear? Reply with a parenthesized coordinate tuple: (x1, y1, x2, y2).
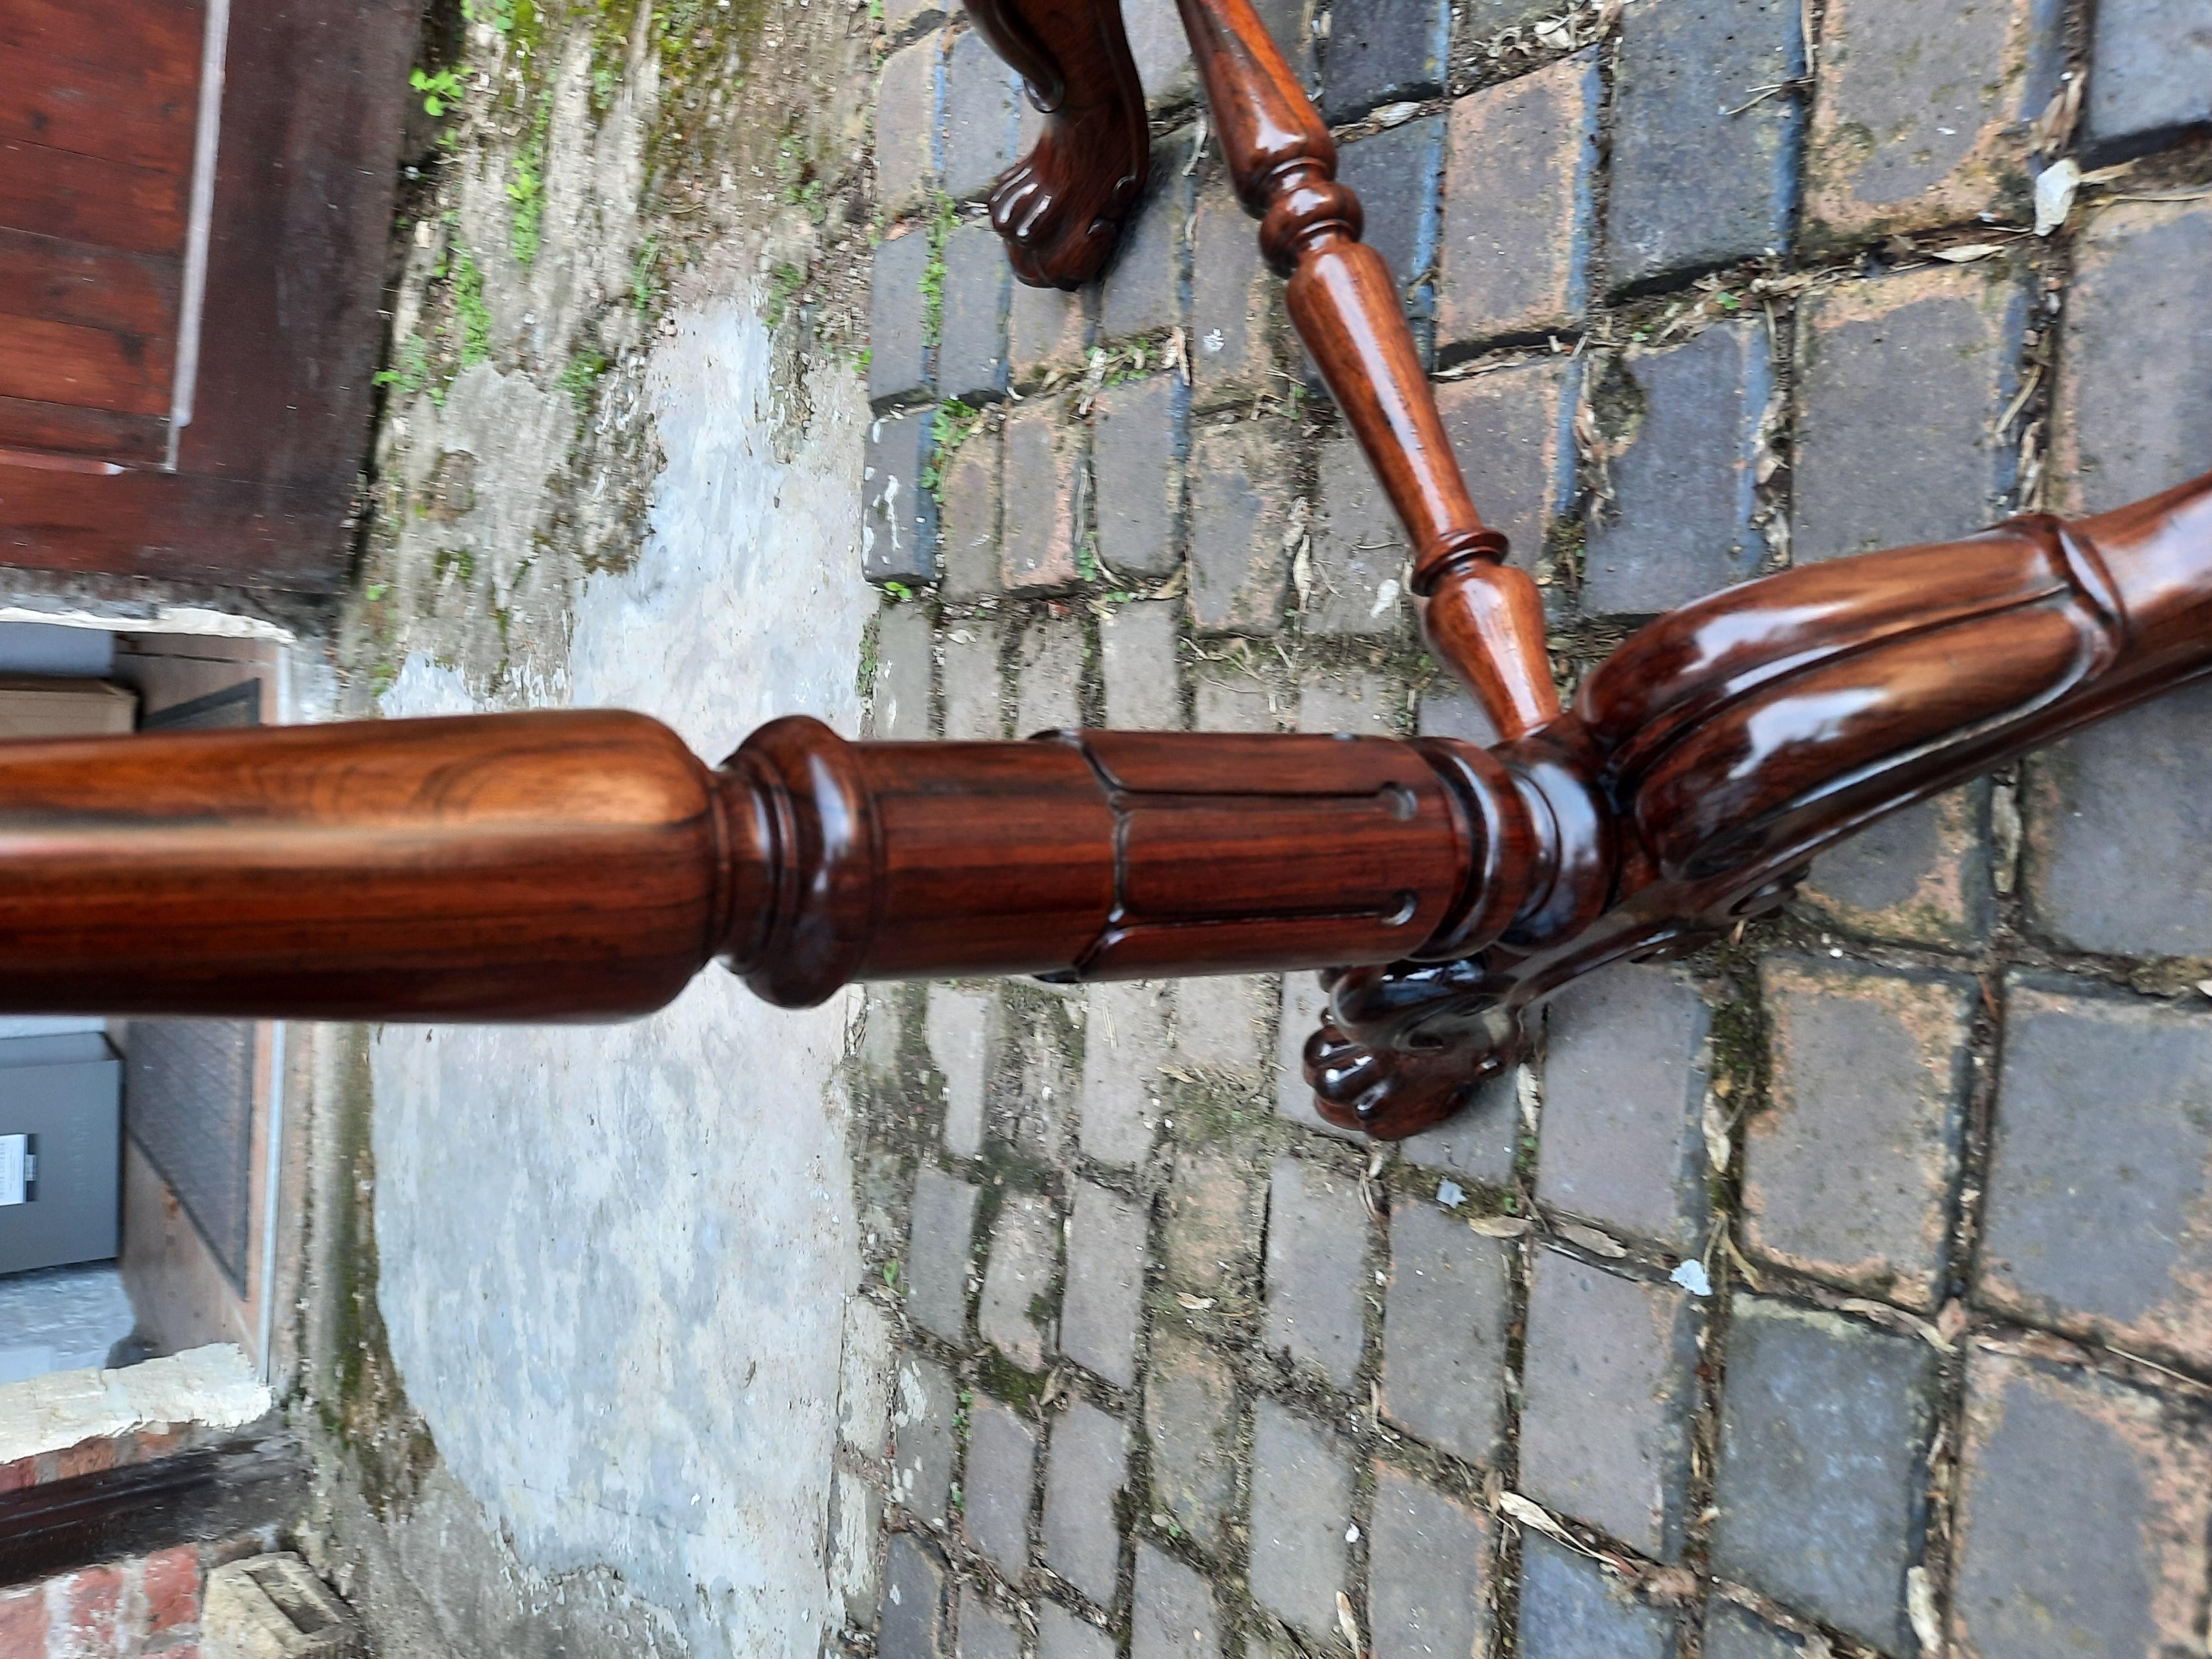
(975, 1348, 1049, 1414)
(764, 260, 806, 328)
(921, 194, 956, 348)
(315, 1034, 440, 1517)
(919, 398, 981, 498)
(556, 349, 609, 408)
(373, 336, 434, 397)
(452, 250, 493, 368)
(432, 545, 478, 583)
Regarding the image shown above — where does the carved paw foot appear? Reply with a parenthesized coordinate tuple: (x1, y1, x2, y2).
(1301, 960, 1528, 1140)
(988, 114, 1148, 289)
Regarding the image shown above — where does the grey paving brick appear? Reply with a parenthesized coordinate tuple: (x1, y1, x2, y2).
(1015, 615, 1085, 735)
(908, 1167, 980, 1341)
(1952, 1349, 2212, 1659)
(1064, 1181, 1148, 1390)
(1397, 1063, 1519, 1186)
(865, 407, 940, 582)
(1581, 322, 1769, 614)
(872, 233, 937, 412)
(1277, 970, 1364, 1143)
(1124, 0, 1199, 107)
(1800, 781, 1991, 947)
(1038, 1600, 1114, 1659)
(1308, 429, 1412, 636)
(1188, 416, 1297, 634)
(1042, 1399, 1129, 1604)
(1100, 603, 1183, 731)
(1081, 979, 1171, 1165)
(964, 1396, 1038, 1575)
(1437, 53, 1599, 349)
(894, 1353, 961, 1522)
(1003, 399, 1085, 592)
(1144, 1328, 1240, 1554)
(2086, 0, 2212, 149)
(1516, 1533, 1674, 1659)
(1162, 1145, 1263, 1299)
(956, 1587, 1021, 1659)
(942, 28, 1021, 202)
(1368, 1465, 1491, 1659)
(2022, 678, 2212, 957)
(1978, 978, 2212, 1371)
(1337, 114, 1445, 325)
(1298, 668, 1402, 736)
(1248, 1400, 1354, 1638)
(1520, 1251, 1701, 1559)
(1382, 1199, 1512, 1465)
(1793, 260, 2027, 563)
(938, 220, 1012, 405)
(881, 1534, 948, 1659)
(1536, 964, 1711, 1249)
(1747, 956, 1973, 1311)
(938, 424, 1002, 602)
(2051, 197, 2212, 515)
(1099, 147, 1190, 343)
(1175, 973, 1271, 1074)
(1712, 1297, 1939, 1653)
(942, 618, 1005, 739)
(841, 1294, 898, 1460)
(1414, 682, 1500, 748)
(1434, 356, 1579, 576)
(1702, 1604, 1814, 1659)
(877, 34, 942, 218)
(1190, 188, 1283, 407)
(832, 1466, 885, 1628)
(1133, 1545, 1219, 1659)
(926, 984, 998, 1159)
(1092, 373, 1185, 580)
(1010, 280, 1093, 388)
(1321, 0, 1449, 123)
(1264, 1156, 1370, 1388)
(1193, 669, 1281, 732)
(1802, 0, 2060, 243)
(872, 601, 935, 740)
(1606, 0, 1803, 287)
(981, 1192, 1060, 1371)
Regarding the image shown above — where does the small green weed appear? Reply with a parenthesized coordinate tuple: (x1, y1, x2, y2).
(452, 251, 493, 368)
(556, 351, 608, 409)
(410, 66, 466, 117)
(763, 261, 805, 328)
(373, 336, 434, 396)
(507, 159, 544, 265)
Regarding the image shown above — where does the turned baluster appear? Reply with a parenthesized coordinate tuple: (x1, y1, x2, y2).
(1173, 0, 1559, 739)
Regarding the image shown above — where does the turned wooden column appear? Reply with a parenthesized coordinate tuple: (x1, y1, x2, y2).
(0, 716, 1537, 1019)
(1173, 0, 1561, 740)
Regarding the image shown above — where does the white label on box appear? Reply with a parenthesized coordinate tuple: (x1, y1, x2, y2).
(0, 1134, 24, 1205)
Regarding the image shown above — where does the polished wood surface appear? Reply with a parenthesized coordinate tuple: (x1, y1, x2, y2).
(0, 474, 2204, 1135)
(1172, 0, 1557, 739)
(969, 0, 1150, 288)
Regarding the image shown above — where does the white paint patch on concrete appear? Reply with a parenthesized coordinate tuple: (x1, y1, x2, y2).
(372, 297, 871, 1659)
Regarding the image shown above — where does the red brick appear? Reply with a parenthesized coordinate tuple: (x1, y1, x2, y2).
(53, 1436, 121, 1480)
(0, 1587, 49, 1656)
(0, 1456, 37, 1494)
(143, 1545, 201, 1635)
(1001, 400, 1083, 592)
(65, 1563, 124, 1653)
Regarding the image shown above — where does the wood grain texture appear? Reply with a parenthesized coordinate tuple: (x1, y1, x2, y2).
(0, 41, 202, 173)
(0, 397, 169, 466)
(0, 228, 181, 341)
(0, 312, 171, 415)
(970, 0, 1150, 286)
(0, 138, 189, 257)
(1170, 0, 1561, 739)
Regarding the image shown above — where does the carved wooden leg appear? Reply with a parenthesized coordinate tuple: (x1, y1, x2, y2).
(1171, 0, 1559, 742)
(969, 0, 1151, 288)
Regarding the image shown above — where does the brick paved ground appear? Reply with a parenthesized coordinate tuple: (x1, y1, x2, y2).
(839, 1, 2212, 1655)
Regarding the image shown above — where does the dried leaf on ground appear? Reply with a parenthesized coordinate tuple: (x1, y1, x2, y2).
(1558, 1222, 1628, 1258)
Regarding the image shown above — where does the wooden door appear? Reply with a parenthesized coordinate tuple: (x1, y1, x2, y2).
(0, 0, 416, 591)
